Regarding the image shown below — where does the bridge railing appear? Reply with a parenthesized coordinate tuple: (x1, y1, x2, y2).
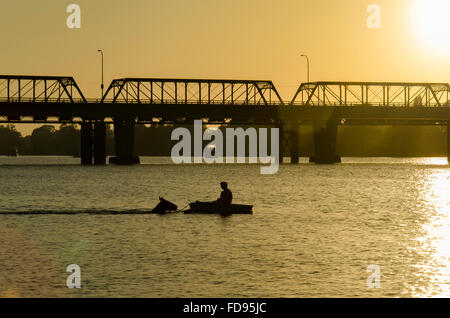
(98, 98, 285, 105)
(289, 101, 450, 107)
(3, 97, 449, 107)
(0, 97, 88, 103)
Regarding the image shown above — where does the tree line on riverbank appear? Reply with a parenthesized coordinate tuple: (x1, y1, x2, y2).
(0, 123, 447, 157)
(0, 124, 180, 156)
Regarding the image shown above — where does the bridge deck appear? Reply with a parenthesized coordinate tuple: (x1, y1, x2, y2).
(1, 102, 449, 125)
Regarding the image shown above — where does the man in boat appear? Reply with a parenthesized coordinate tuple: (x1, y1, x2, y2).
(215, 182, 232, 205)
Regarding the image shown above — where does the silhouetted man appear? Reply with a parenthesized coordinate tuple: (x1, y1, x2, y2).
(215, 182, 232, 205)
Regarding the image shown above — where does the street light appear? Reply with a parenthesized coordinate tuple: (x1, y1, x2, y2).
(300, 54, 310, 83)
(97, 49, 104, 99)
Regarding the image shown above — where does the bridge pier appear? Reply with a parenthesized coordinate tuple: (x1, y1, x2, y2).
(277, 123, 284, 164)
(93, 122, 106, 165)
(448, 121, 450, 164)
(310, 118, 341, 164)
(110, 118, 139, 165)
(80, 122, 93, 165)
(290, 121, 300, 164)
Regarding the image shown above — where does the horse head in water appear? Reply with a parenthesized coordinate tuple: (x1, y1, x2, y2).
(152, 197, 178, 214)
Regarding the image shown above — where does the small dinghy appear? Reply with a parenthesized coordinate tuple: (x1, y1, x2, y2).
(184, 201, 253, 215)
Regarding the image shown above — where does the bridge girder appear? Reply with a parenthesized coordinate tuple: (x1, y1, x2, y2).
(102, 78, 284, 106)
(0, 75, 86, 103)
(291, 82, 450, 107)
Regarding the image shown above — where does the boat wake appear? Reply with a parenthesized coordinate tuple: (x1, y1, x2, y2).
(0, 209, 183, 215)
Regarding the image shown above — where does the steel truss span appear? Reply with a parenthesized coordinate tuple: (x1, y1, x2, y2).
(291, 82, 450, 107)
(0, 75, 86, 103)
(1, 75, 450, 109)
(102, 78, 284, 105)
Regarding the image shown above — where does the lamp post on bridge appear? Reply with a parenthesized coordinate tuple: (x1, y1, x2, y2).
(300, 54, 310, 83)
(97, 49, 104, 99)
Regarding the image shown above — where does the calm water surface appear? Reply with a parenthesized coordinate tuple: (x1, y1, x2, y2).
(0, 156, 449, 298)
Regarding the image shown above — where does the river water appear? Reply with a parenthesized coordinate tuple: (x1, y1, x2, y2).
(0, 156, 449, 298)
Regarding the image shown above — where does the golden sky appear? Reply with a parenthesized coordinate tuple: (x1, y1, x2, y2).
(1, 0, 449, 134)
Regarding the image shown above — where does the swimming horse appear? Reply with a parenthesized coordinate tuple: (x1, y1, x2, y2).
(152, 197, 178, 214)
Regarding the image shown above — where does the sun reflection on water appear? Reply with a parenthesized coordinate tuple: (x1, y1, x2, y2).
(409, 169, 450, 297)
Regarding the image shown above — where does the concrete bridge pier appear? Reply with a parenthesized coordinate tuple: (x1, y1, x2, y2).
(277, 122, 285, 164)
(290, 121, 300, 164)
(93, 122, 106, 165)
(310, 118, 341, 164)
(111, 117, 139, 165)
(80, 122, 93, 165)
(447, 121, 450, 164)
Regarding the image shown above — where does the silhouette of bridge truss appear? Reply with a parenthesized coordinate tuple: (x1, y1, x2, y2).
(1, 76, 449, 109)
(0, 75, 86, 103)
(102, 78, 284, 105)
(291, 82, 450, 107)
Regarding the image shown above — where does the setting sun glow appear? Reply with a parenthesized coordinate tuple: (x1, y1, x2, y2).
(411, 0, 450, 54)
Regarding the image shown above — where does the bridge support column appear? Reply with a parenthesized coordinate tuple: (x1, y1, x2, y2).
(80, 122, 93, 165)
(277, 123, 284, 164)
(310, 118, 341, 164)
(290, 121, 300, 164)
(447, 121, 450, 164)
(94, 122, 106, 165)
(111, 118, 139, 165)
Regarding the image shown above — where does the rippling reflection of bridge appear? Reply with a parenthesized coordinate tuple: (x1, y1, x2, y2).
(1, 75, 449, 164)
